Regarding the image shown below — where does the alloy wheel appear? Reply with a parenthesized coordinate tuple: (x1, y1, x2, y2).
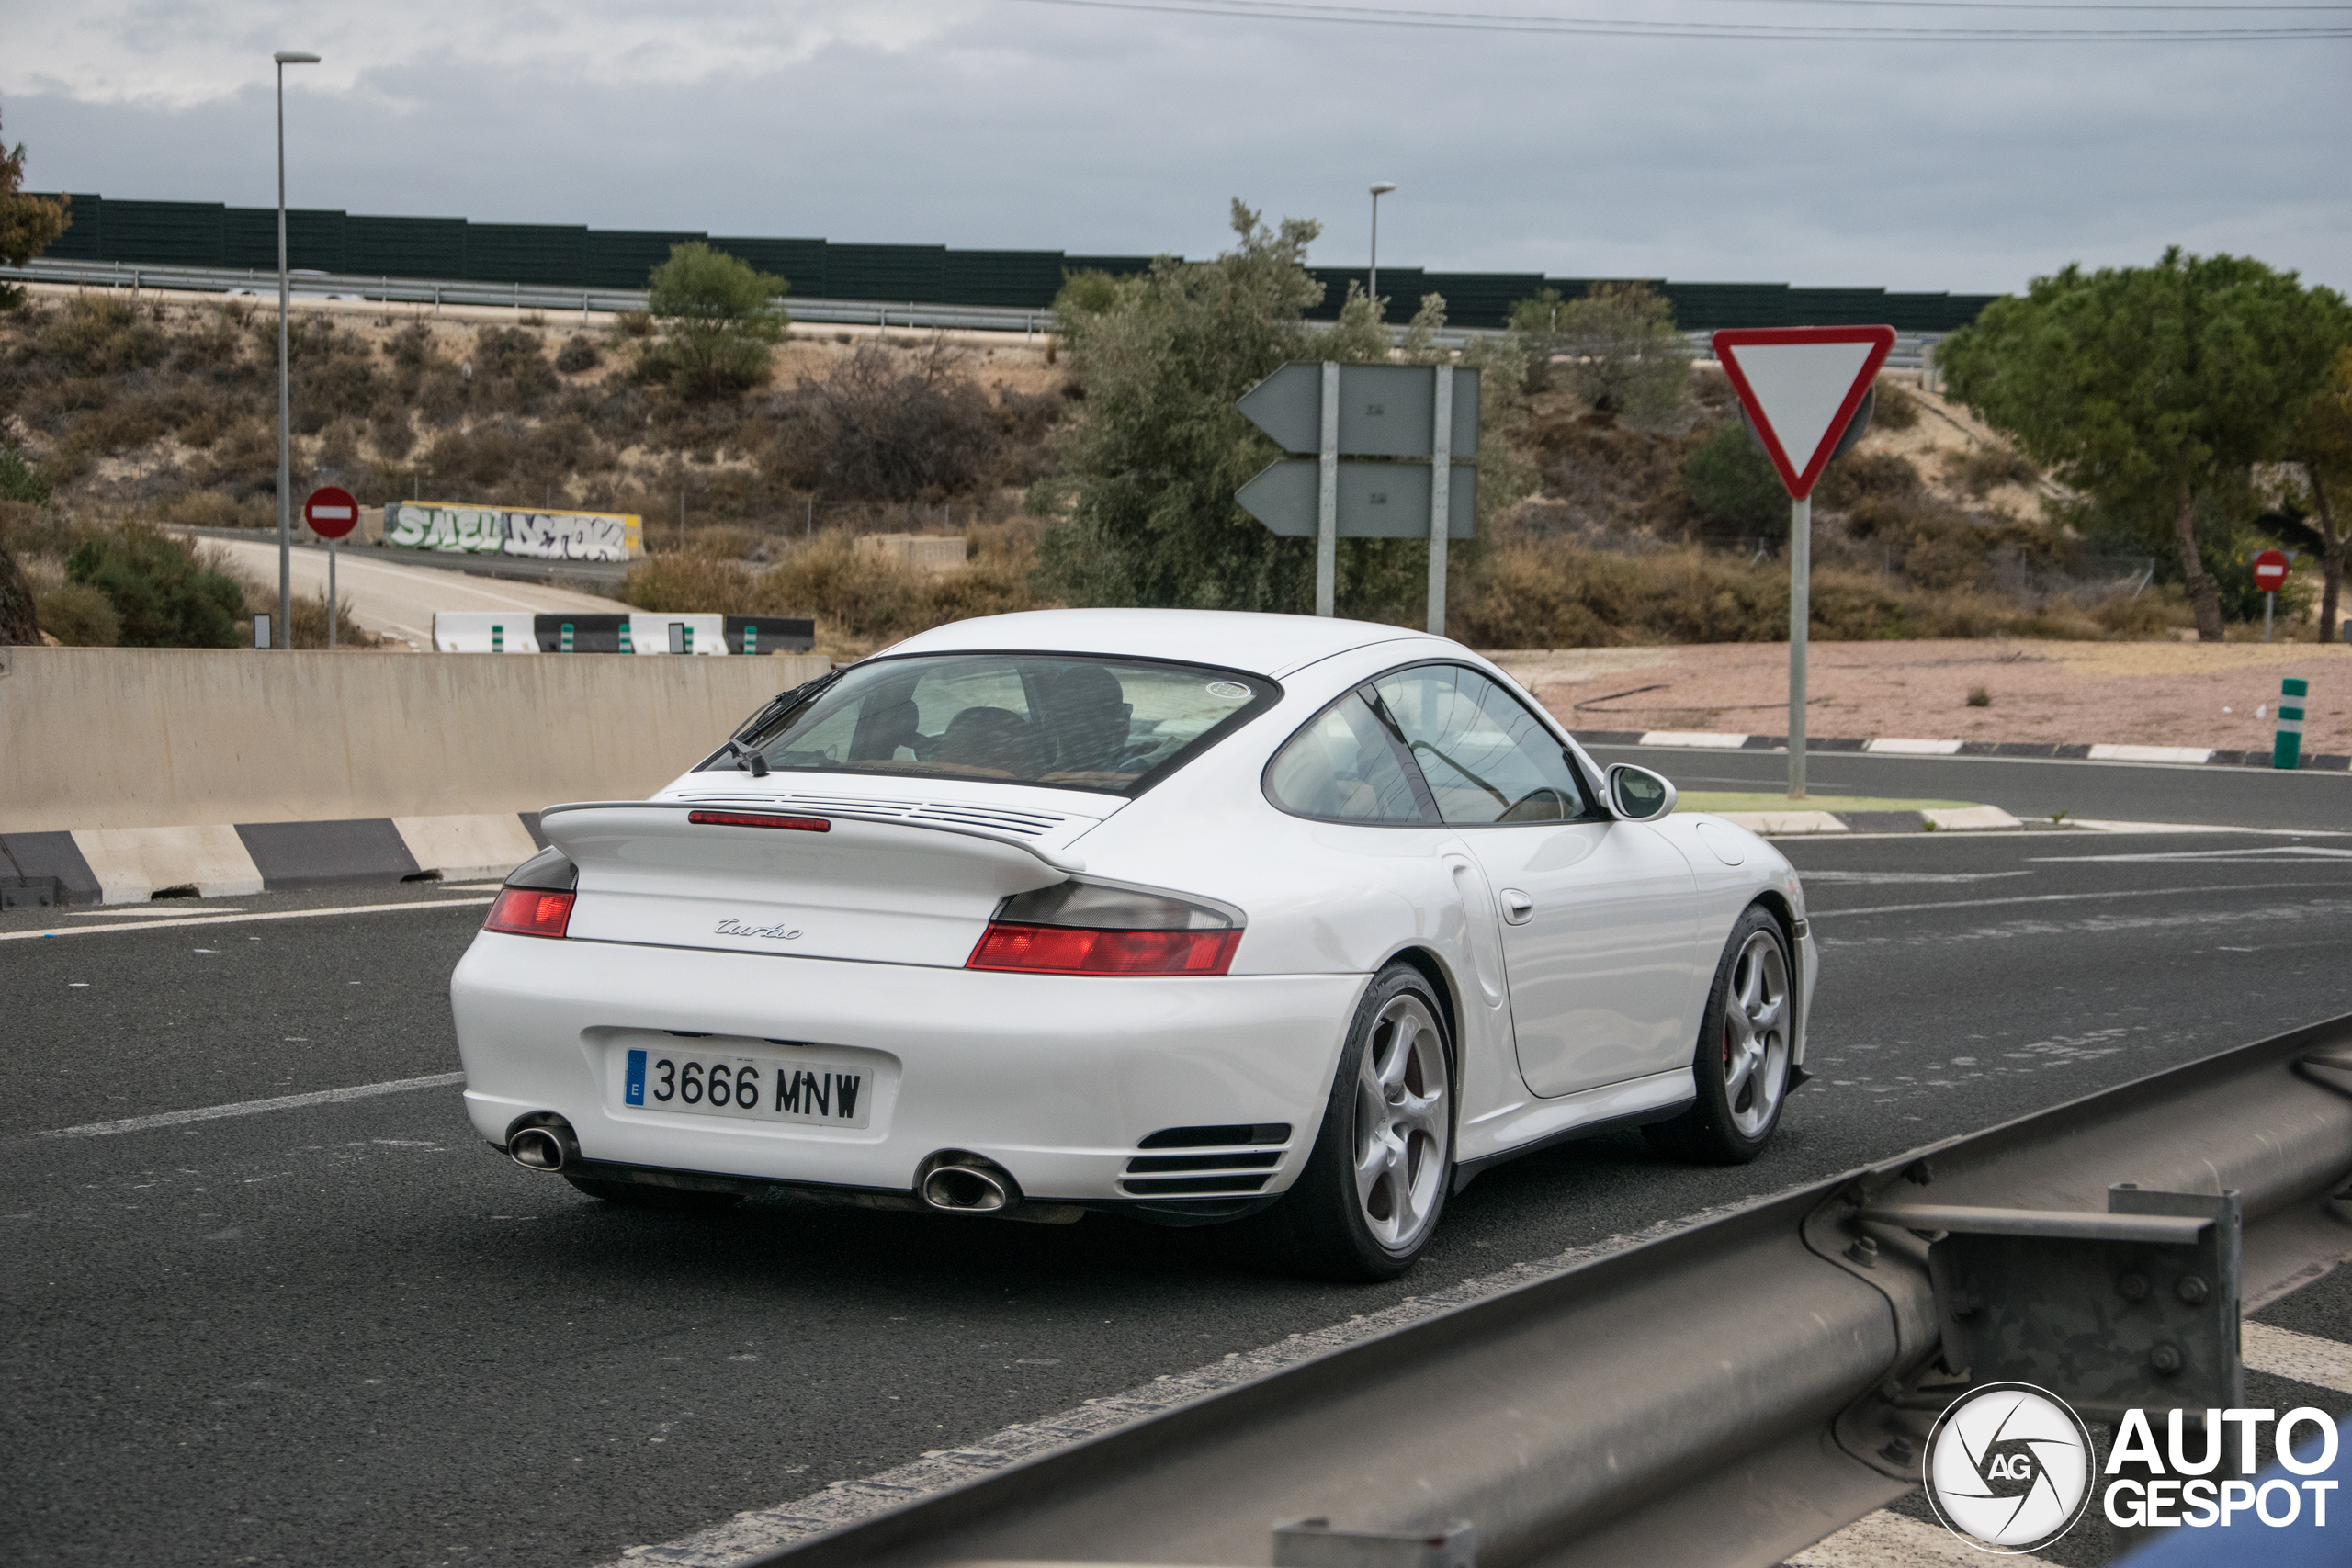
(1352, 993, 1450, 1252)
(1721, 930, 1792, 1139)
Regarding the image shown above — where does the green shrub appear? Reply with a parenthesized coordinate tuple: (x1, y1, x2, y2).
(63, 523, 246, 647)
(0, 446, 50, 504)
(1945, 443, 2039, 497)
(1681, 422, 1787, 536)
(1871, 378, 1922, 432)
(555, 334, 602, 374)
(1815, 450, 1922, 511)
(34, 577, 121, 644)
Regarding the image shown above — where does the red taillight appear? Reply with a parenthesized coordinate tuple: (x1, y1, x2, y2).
(687, 809, 831, 832)
(967, 923, 1240, 976)
(485, 887, 574, 938)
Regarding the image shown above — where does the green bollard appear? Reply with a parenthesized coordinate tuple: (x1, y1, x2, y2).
(619, 621, 633, 654)
(742, 625, 757, 655)
(560, 622, 574, 653)
(682, 625, 694, 655)
(2274, 677, 2307, 769)
(492, 623, 503, 653)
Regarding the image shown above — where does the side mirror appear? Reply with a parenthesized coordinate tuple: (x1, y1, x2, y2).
(1606, 764, 1677, 823)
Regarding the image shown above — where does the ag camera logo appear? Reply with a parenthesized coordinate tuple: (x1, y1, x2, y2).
(1925, 1386, 2344, 1551)
(1924, 1382, 2095, 1553)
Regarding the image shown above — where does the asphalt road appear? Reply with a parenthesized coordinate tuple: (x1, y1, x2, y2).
(1589, 740, 2352, 831)
(194, 534, 616, 649)
(6, 780, 2350, 1567)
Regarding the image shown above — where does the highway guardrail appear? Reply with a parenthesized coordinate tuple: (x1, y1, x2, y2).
(2, 259, 1944, 367)
(748, 1015, 2352, 1568)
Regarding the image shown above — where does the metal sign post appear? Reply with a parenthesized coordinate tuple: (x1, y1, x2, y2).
(303, 485, 359, 651)
(1788, 495, 1811, 791)
(1429, 366, 1452, 637)
(2254, 549, 2289, 642)
(1712, 327, 1896, 800)
(1317, 363, 1339, 617)
(1238, 362, 1479, 631)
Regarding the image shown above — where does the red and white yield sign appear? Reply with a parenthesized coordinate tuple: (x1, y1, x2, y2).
(303, 485, 359, 540)
(1712, 326, 1898, 500)
(2254, 549, 2290, 592)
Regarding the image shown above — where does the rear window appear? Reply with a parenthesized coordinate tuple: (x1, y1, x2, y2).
(729, 655, 1277, 795)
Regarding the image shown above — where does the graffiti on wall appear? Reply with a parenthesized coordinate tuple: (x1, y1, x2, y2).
(387, 502, 643, 562)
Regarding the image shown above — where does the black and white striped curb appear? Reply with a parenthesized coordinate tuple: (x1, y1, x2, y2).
(0, 812, 547, 908)
(1578, 730, 2352, 772)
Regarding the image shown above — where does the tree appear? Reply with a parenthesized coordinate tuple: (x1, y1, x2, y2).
(2280, 345, 2352, 642)
(641, 242, 788, 400)
(1555, 282, 1690, 426)
(1940, 249, 2347, 641)
(1034, 202, 1327, 613)
(1035, 202, 1532, 621)
(0, 107, 71, 311)
(1507, 288, 1567, 392)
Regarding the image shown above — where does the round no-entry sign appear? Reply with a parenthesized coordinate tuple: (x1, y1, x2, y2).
(2253, 548, 2289, 592)
(303, 485, 359, 540)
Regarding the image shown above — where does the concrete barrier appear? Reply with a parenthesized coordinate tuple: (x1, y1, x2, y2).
(0, 644, 829, 839)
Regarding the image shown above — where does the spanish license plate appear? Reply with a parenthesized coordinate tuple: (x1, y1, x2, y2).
(621, 1044, 872, 1129)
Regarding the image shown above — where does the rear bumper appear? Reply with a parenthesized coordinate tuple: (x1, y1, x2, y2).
(450, 932, 1362, 1202)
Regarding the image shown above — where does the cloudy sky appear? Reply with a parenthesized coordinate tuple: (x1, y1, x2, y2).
(7, 0, 2347, 299)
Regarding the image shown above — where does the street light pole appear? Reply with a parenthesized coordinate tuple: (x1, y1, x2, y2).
(1368, 182, 1396, 322)
(274, 50, 320, 649)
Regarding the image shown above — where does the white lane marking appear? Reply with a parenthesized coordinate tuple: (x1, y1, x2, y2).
(1808, 880, 2352, 921)
(1801, 872, 2031, 886)
(1863, 738, 1964, 755)
(30, 1072, 466, 1139)
(2244, 1322, 2352, 1395)
(2068, 819, 2352, 837)
(4, 897, 492, 942)
(1786, 1507, 2049, 1565)
(2030, 846, 2352, 863)
(67, 907, 246, 918)
(601, 1193, 1771, 1566)
(1638, 730, 1750, 748)
(2087, 743, 2214, 764)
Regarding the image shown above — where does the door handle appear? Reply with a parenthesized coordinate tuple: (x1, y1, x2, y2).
(1500, 889, 1535, 925)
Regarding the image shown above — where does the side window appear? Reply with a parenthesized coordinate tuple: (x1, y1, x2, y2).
(1371, 665, 1595, 826)
(1264, 694, 1431, 824)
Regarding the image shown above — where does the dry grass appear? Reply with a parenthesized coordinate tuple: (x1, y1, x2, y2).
(621, 516, 1053, 656)
(1452, 536, 2188, 649)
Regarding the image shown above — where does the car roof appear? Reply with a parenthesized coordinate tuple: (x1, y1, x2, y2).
(876, 608, 1445, 679)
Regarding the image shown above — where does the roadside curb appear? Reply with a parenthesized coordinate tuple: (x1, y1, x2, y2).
(1581, 729, 2352, 772)
(0, 813, 545, 908)
(1707, 805, 2024, 836)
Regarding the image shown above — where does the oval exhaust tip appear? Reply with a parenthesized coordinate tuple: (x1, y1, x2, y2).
(922, 1165, 1008, 1213)
(509, 1128, 566, 1172)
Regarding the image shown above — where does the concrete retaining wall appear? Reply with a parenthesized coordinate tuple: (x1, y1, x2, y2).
(0, 645, 829, 835)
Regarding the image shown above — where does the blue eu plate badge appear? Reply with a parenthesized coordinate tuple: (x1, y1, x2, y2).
(625, 1048, 648, 1106)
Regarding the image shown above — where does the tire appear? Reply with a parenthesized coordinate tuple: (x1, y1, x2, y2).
(1645, 905, 1794, 1166)
(562, 1173, 744, 1213)
(1254, 963, 1453, 1281)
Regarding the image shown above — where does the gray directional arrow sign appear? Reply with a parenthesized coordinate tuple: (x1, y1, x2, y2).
(1238, 362, 1479, 457)
(1234, 360, 1479, 634)
(1237, 460, 1476, 539)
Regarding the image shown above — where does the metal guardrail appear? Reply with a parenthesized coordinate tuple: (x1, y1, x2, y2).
(3, 258, 1940, 367)
(746, 1016, 2352, 1568)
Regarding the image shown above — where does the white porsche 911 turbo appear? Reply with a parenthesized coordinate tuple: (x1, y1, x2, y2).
(452, 609, 1815, 1279)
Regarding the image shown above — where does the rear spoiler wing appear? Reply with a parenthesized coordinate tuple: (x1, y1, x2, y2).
(537, 799, 1088, 876)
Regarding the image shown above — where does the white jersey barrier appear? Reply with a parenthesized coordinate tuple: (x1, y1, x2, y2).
(433, 613, 728, 654)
